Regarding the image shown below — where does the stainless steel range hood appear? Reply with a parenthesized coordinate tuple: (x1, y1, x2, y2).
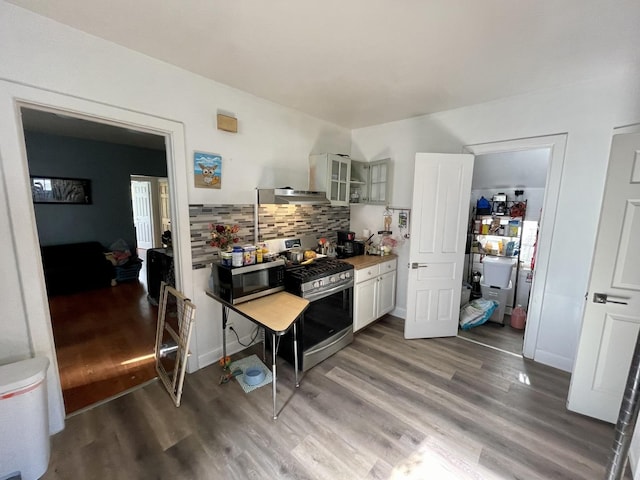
(257, 188, 330, 205)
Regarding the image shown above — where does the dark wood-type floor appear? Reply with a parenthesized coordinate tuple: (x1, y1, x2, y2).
(458, 316, 525, 356)
(48, 269, 157, 413)
(43, 315, 625, 480)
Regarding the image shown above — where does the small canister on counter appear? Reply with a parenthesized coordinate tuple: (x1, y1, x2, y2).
(256, 248, 263, 263)
(243, 245, 256, 265)
(232, 246, 243, 267)
(220, 250, 233, 267)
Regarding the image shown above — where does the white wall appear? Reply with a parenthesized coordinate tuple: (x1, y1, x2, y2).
(0, 2, 350, 433)
(351, 70, 640, 372)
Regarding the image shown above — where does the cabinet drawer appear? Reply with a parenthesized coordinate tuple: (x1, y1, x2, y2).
(355, 265, 379, 283)
(380, 258, 397, 273)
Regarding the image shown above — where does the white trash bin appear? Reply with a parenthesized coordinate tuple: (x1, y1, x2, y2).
(0, 357, 50, 480)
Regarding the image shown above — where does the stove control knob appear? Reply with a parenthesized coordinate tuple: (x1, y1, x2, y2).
(339, 273, 346, 280)
(344, 271, 351, 278)
(313, 281, 320, 289)
(330, 276, 336, 283)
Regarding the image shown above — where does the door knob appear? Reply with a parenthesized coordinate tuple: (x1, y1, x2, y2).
(593, 293, 629, 305)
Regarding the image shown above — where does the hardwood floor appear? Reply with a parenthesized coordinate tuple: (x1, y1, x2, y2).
(43, 315, 625, 479)
(48, 272, 157, 414)
(458, 317, 525, 356)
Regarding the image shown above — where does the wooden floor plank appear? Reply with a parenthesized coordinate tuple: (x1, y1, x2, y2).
(43, 316, 626, 479)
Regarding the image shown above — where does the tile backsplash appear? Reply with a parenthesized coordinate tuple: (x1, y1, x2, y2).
(189, 204, 349, 268)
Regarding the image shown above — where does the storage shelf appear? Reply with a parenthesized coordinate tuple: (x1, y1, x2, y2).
(468, 198, 527, 312)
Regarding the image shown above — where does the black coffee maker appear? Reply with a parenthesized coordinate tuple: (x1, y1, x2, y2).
(337, 231, 364, 258)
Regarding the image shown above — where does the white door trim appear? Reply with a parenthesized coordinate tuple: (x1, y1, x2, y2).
(0, 79, 193, 433)
(463, 134, 567, 360)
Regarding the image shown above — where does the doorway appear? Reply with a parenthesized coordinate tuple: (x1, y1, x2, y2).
(21, 107, 169, 414)
(458, 147, 550, 355)
(459, 134, 568, 363)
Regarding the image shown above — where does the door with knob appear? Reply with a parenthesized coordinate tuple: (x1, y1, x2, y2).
(404, 152, 474, 339)
(568, 131, 640, 422)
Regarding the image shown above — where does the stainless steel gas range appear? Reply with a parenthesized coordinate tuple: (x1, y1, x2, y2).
(264, 237, 354, 371)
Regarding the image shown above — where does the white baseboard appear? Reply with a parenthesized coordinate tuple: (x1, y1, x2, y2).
(533, 349, 573, 373)
(391, 306, 406, 319)
(198, 332, 261, 370)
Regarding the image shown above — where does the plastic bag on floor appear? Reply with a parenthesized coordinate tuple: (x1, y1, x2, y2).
(459, 298, 498, 330)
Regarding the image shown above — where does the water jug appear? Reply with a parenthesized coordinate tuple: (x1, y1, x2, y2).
(511, 305, 526, 329)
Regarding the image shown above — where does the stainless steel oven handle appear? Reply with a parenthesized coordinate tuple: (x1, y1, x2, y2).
(304, 282, 353, 302)
(305, 329, 352, 355)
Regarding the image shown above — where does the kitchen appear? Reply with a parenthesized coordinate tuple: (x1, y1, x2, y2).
(1, 1, 640, 478)
(195, 178, 400, 372)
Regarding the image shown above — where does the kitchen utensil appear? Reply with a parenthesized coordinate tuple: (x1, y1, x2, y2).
(285, 248, 304, 263)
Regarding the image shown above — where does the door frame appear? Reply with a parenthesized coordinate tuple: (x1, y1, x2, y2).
(0, 79, 192, 433)
(463, 134, 567, 360)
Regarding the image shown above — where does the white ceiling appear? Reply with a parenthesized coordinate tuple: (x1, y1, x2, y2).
(7, 0, 640, 129)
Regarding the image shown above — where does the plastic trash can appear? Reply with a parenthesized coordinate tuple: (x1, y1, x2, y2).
(0, 357, 50, 480)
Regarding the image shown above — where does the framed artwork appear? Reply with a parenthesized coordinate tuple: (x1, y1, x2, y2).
(194, 151, 222, 189)
(30, 176, 92, 204)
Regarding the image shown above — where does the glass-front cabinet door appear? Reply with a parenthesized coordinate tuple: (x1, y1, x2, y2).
(368, 160, 388, 204)
(330, 157, 349, 204)
(309, 153, 351, 206)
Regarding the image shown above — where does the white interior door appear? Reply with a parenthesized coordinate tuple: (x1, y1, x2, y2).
(568, 132, 640, 423)
(159, 179, 171, 233)
(131, 180, 153, 249)
(405, 153, 474, 339)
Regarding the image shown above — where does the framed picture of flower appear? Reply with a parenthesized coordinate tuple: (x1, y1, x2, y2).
(194, 151, 222, 189)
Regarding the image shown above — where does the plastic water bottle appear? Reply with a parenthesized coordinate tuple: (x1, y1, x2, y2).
(511, 305, 526, 329)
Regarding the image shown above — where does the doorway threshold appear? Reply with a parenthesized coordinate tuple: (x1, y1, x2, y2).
(65, 377, 158, 419)
(458, 335, 523, 358)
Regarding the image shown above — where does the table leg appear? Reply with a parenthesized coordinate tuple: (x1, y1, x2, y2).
(272, 332, 277, 420)
(222, 306, 228, 367)
(293, 320, 300, 388)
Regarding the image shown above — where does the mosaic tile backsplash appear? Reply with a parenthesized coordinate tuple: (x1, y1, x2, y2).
(189, 204, 350, 268)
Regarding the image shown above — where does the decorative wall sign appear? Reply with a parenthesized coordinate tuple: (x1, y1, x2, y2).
(194, 151, 222, 189)
(30, 176, 92, 204)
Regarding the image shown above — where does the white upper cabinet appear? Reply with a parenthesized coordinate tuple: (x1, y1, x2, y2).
(350, 158, 391, 205)
(309, 153, 351, 206)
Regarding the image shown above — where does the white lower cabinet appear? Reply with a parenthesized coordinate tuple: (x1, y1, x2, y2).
(353, 259, 397, 332)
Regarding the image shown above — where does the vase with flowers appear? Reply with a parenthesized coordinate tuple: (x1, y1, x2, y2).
(209, 224, 240, 251)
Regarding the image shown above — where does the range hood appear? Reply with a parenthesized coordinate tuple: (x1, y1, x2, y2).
(257, 188, 330, 205)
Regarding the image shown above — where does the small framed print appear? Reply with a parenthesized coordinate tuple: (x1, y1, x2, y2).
(194, 151, 222, 189)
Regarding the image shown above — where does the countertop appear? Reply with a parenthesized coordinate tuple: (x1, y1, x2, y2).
(340, 254, 398, 270)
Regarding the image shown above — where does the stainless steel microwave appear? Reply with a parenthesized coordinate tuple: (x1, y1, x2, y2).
(211, 259, 285, 304)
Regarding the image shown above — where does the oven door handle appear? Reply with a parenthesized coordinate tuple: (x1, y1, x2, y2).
(305, 329, 352, 356)
(304, 282, 353, 302)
